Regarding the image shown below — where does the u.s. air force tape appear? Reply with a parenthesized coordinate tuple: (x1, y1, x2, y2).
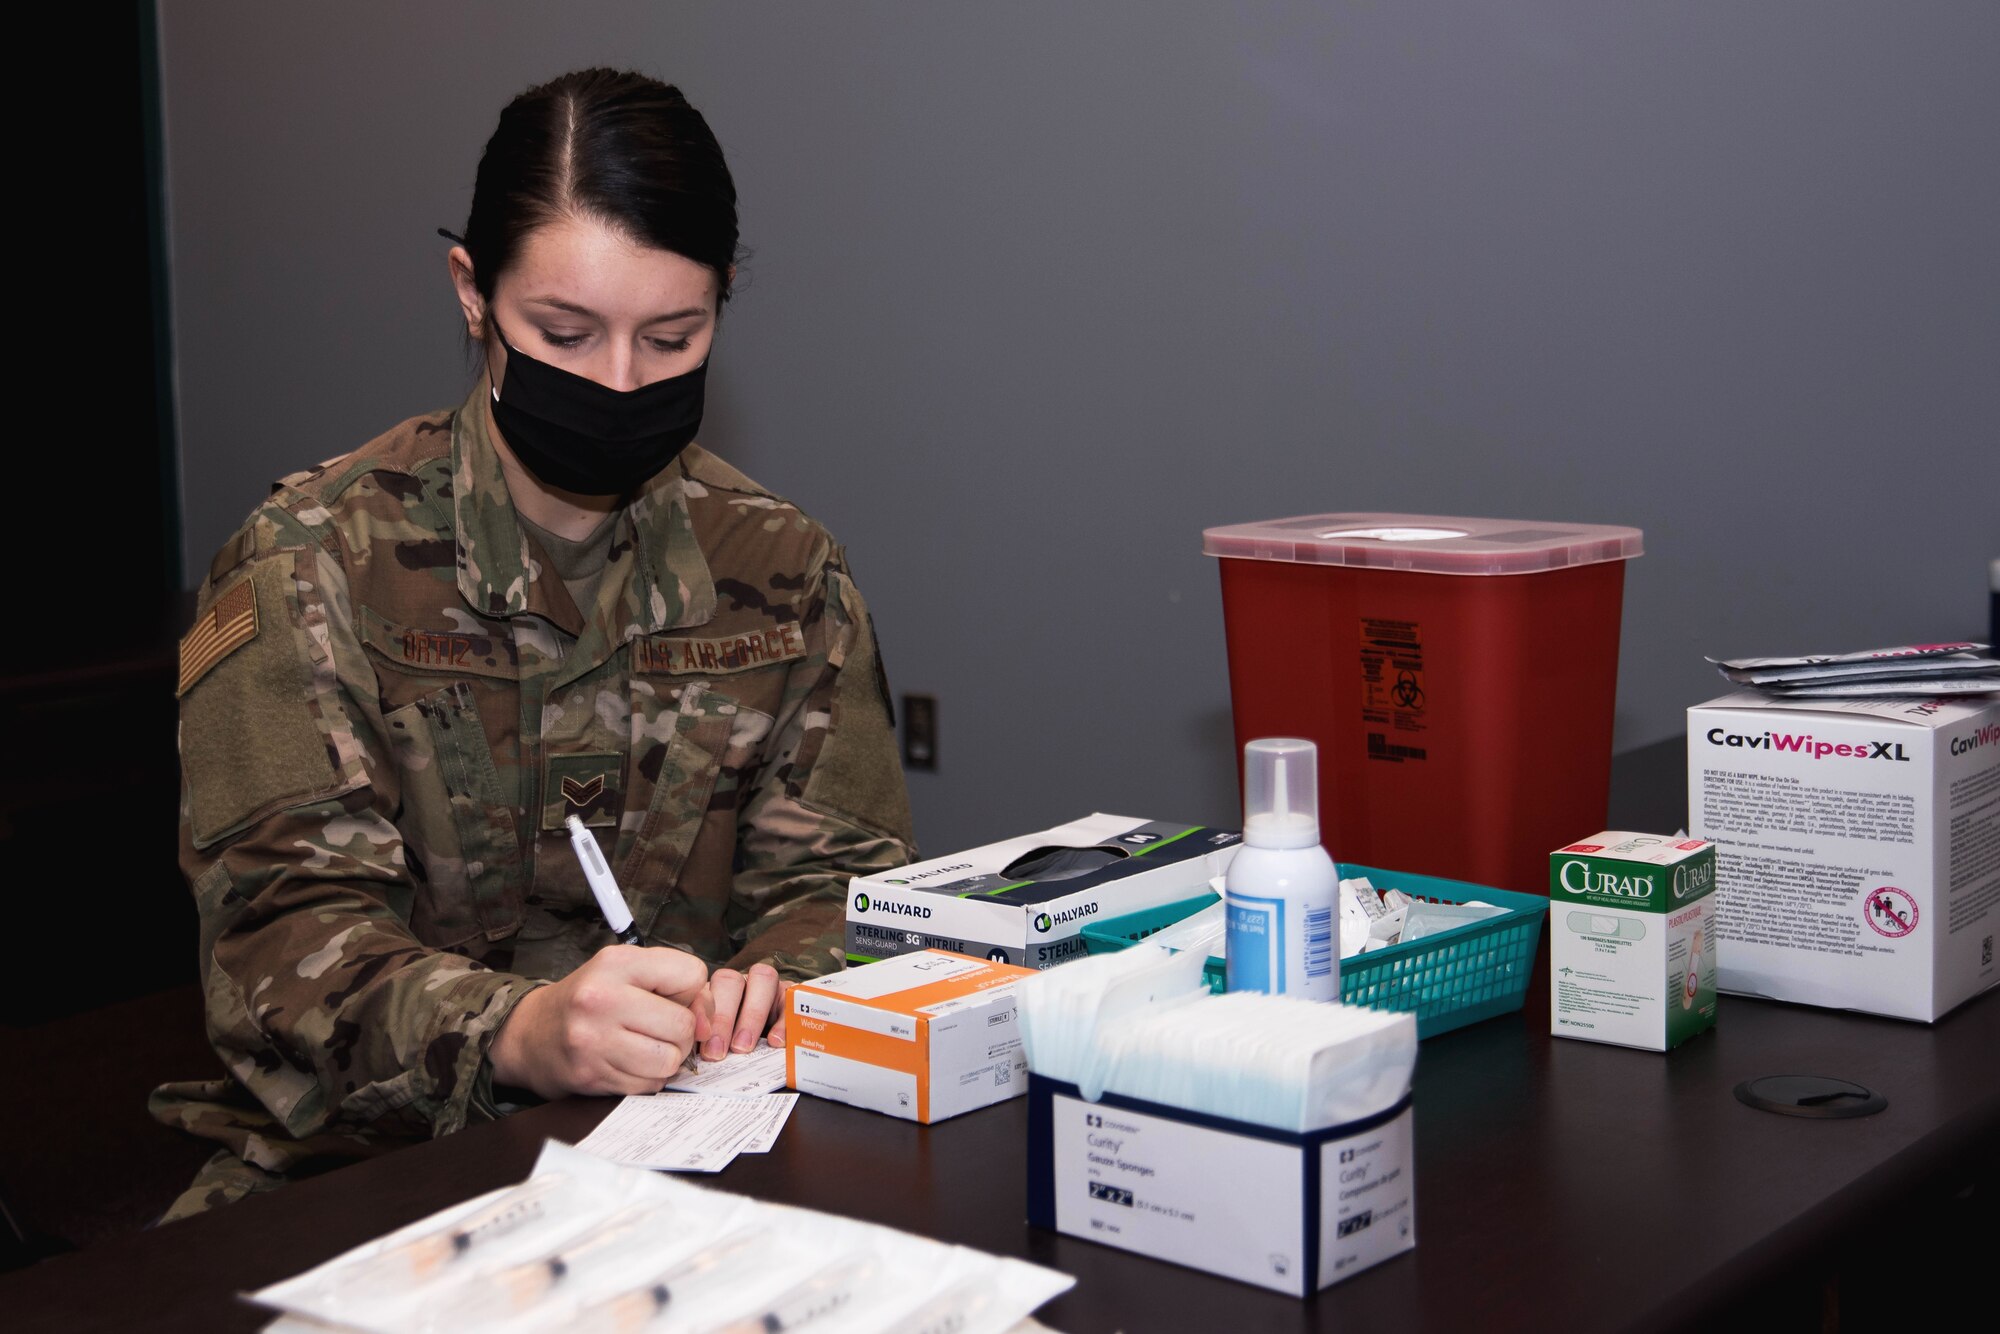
(635, 623, 806, 675)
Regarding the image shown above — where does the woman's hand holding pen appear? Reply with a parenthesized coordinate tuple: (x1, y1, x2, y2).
(489, 945, 715, 1098)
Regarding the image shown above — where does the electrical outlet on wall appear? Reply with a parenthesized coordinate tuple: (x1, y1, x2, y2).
(902, 693, 937, 772)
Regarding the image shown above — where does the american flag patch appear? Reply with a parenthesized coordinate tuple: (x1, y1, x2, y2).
(177, 578, 259, 696)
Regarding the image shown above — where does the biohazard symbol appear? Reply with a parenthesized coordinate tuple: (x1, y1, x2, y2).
(1392, 671, 1425, 712)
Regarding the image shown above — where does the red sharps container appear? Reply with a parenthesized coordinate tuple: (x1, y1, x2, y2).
(1203, 514, 1644, 895)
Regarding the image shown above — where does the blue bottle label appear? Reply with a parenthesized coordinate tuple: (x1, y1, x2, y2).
(1226, 895, 1284, 993)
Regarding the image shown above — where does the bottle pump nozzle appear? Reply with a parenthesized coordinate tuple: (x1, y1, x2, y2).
(1243, 738, 1321, 850)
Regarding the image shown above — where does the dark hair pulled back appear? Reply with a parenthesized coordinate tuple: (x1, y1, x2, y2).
(453, 68, 739, 311)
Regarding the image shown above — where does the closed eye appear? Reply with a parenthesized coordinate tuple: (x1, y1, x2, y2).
(535, 330, 693, 354)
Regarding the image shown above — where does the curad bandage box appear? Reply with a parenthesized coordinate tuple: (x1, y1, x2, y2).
(1549, 831, 1718, 1050)
(786, 951, 1033, 1123)
(1688, 692, 2000, 1021)
(845, 814, 1241, 970)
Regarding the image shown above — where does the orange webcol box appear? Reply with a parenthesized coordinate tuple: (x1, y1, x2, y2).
(785, 950, 1034, 1123)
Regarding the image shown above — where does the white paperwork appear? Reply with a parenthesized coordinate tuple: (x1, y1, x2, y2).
(573, 1091, 798, 1171)
(662, 1041, 791, 1096)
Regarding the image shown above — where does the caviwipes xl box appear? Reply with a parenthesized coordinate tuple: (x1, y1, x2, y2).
(1688, 692, 2000, 1021)
(845, 814, 1242, 970)
(1550, 832, 1718, 1050)
(786, 950, 1033, 1123)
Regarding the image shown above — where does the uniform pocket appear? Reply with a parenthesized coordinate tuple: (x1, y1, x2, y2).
(621, 680, 772, 936)
(384, 681, 524, 947)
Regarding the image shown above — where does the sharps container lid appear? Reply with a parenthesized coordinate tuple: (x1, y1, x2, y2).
(1201, 513, 1644, 576)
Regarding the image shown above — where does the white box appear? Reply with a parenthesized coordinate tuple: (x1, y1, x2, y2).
(1027, 1075, 1416, 1297)
(786, 951, 1033, 1123)
(847, 814, 1241, 970)
(1688, 692, 2000, 1021)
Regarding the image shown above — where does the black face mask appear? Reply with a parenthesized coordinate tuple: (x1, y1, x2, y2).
(488, 316, 707, 497)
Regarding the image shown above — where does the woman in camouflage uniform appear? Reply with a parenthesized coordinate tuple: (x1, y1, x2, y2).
(153, 69, 914, 1219)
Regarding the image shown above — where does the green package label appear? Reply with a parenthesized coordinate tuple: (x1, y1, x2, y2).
(1550, 833, 1717, 1051)
(1549, 842, 1716, 914)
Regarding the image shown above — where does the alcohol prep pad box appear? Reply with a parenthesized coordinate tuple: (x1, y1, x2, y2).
(846, 814, 1242, 969)
(1550, 832, 1718, 1050)
(786, 950, 1034, 1123)
(1688, 692, 2000, 1021)
(1027, 1075, 1415, 1297)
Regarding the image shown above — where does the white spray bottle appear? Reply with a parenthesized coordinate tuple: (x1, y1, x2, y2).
(1225, 737, 1339, 1000)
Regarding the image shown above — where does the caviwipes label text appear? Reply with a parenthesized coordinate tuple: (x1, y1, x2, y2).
(1704, 728, 1911, 762)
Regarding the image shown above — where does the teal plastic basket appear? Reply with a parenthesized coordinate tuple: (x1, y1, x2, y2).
(1079, 892, 1227, 992)
(1076, 862, 1548, 1039)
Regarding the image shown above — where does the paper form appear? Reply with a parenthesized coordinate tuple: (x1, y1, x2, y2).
(574, 1093, 798, 1171)
(661, 1042, 791, 1096)
(734, 1095, 796, 1153)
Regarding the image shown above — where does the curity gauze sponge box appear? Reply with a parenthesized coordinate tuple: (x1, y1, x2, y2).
(845, 814, 1242, 970)
(1550, 832, 1718, 1050)
(1028, 1075, 1415, 1298)
(786, 950, 1034, 1123)
(1688, 692, 2000, 1022)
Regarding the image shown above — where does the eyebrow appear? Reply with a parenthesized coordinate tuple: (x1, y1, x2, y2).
(523, 296, 709, 324)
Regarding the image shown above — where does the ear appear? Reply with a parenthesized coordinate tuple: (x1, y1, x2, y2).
(447, 245, 486, 339)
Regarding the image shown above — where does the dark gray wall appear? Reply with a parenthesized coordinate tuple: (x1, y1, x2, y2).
(160, 2, 2000, 854)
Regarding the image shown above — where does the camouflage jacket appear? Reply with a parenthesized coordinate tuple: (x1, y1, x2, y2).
(151, 375, 914, 1205)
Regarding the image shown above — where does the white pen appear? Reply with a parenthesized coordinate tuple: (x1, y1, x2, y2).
(565, 814, 642, 946)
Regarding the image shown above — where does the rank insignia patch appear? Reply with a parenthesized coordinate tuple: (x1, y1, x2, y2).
(561, 773, 606, 808)
(542, 753, 622, 830)
(177, 578, 258, 697)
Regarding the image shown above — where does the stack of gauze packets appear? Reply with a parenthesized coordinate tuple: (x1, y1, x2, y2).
(248, 1141, 1072, 1334)
(1708, 642, 1999, 698)
(1019, 945, 1418, 1296)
